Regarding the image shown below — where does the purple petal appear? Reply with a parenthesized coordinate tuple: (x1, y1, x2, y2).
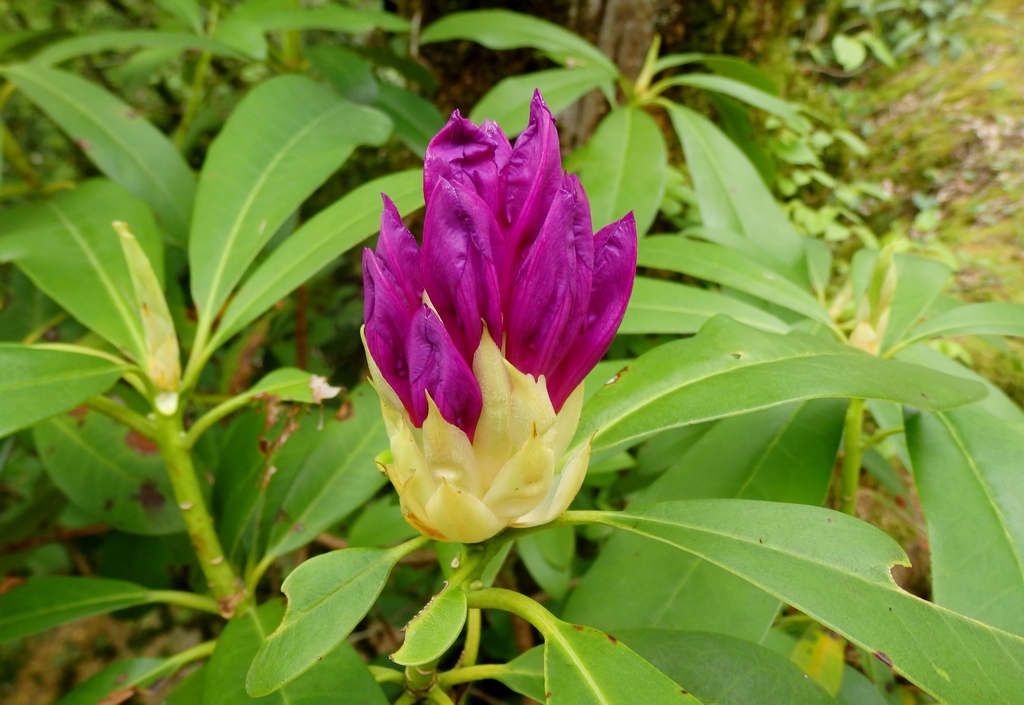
(422, 177, 504, 363)
(377, 195, 422, 307)
(548, 212, 637, 410)
(501, 91, 563, 296)
(363, 248, 417, 413)
(504, 175, 594, 380)
(424, 110, 511, 216)
(407, 305, 483, 438)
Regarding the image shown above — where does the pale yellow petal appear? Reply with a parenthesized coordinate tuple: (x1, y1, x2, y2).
(422, 395, 481, 496)
(546, 382, 584, 462)
(471, 328, 513, 488)
(510, 438, 591, 527)
(424, 479, 504, 544)
(386, 416, 427, 488)
(482, 430, 554, 522)
(505, 362, 556, 449)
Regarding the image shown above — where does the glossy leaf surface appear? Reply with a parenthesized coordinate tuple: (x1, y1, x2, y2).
(587, 500, 1024, 704)
(247, 544, 415, 695)
(471, 67, 613, 135)
(567, 401, 845, 639)
(0, 180, 163, 362)
(392, 584, 467, 666)
(211, 169, 422, 350)
(420, 10, 618, 74)
(0, 345, 127, 437)
(571, 107, 667, 235)
(3, 65, 195, 243)
(903, 346, 1024, 636)
(34, 408, 183, 535)
(0, 576, 150, 641)
(30, 31, 240, 65)
(899, 302, 1024, 350)
(261, 385, 388, 559)
(621, 276, 789, 335)
(189, 75, 392, 328)
(619, 629, 837, 704)
(637, 237, 832, 329)
(573, 316, 986, 459)
(545, 621, 700, 704)
(209, 600, 387, 705)
(663, 102, 804, 273)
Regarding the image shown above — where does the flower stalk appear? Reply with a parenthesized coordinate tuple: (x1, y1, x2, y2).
(154, 409, 247, 615)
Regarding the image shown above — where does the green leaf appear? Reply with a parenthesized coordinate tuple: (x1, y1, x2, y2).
(621, 276, 790, 335)
(902, 346, 1024, 636)
(420, 10, 619, 75)
(211, 410, 265, 561)
(210, 169, 422, 351)
(0, 576, 150, 641)
(586, 499, 1024, 704)
(56, 658, 169, 705)
(571, 107, 667, 236)
(619, 629, 837, 704)
(518, 525, 575, 600)
(211, 17, 266, 60)
(246, 544, 416, 695)
(189, 75, 392, 333)
(833, 34, 868, 72)
(0, 344, 128, 438)
(166, 665, 206, 705)
(154, 0, 204, 32)
(662, 102, 805, 275)
(2, 64, 196, 244)
(573, 316, 986, 460)
(374, 83, 446, 158)
(896, 302, 1024, 351)
(566, 401, 845, 639)
(545, 620, 700, 704)
(879, 254, 951, 353)
(240, 5, 410, 34)
(698, 55, 780, 95)
(0, 180, 164, 363)
(34, 408, 183, 535)
(247, 367, 340, 405)
(29, 31, 240, 65)
(308, 45, 379, 104)
(638, 237, 833, 331)
(261, 385, 388, 560)
(470, 67, 613, 135)
(392, 584, 467, 666)
(495, 647, 546, 701)
(211, 600, 388, 705)
(656, 74, 807, 131)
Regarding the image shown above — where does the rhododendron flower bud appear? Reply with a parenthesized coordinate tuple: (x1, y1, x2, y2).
(363, 91, 637, 544)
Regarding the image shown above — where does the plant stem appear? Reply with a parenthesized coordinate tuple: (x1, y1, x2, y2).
(438, 663, 511, 689)
(149, 589, 221, 615)
(183, 388, 259, 449)
(425, 686, 456, 705)
(465, 587, 557, 635)
(155, 410, 246, 614)
(369, 665, 406, 685)
(862, 425, 904, 451)
(164, 638, 218, 669)
(460, 608, 482, 668)
(840, 398, 866, 516)
(87, 395, 157, 438)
